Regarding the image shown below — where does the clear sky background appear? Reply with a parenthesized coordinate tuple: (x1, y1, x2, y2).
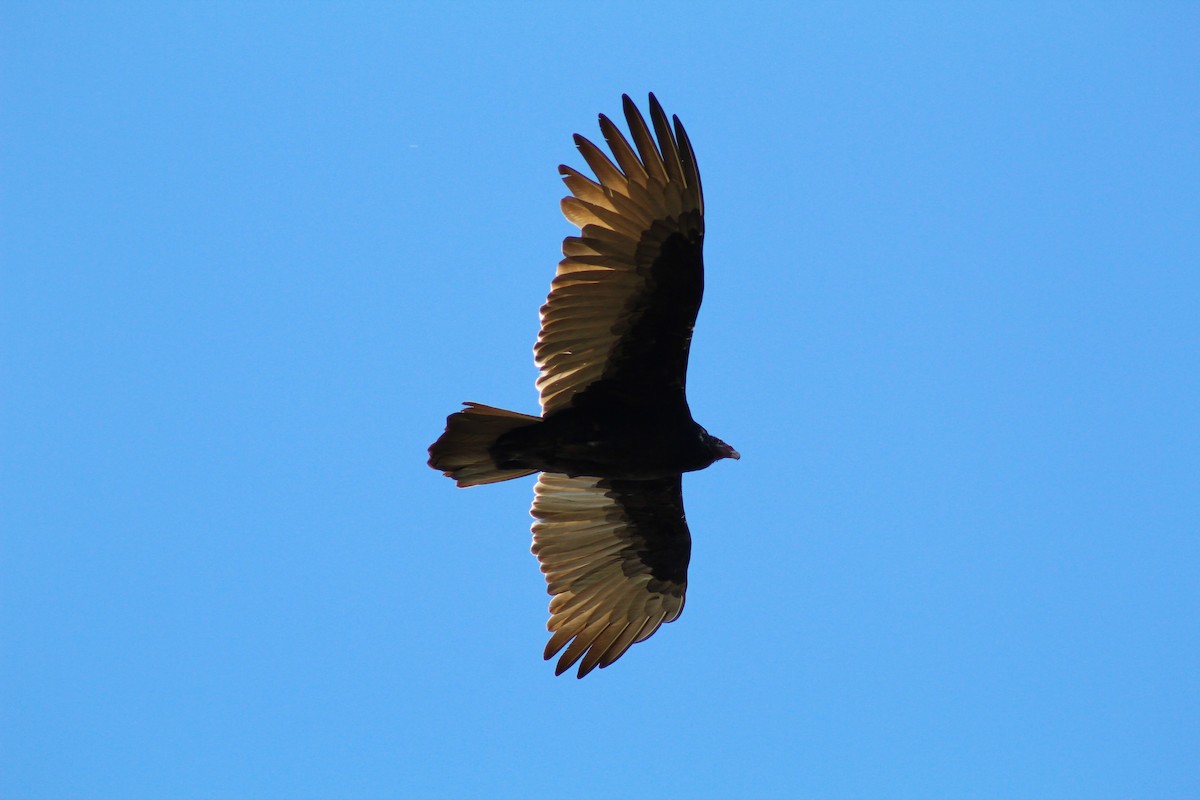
(3, 3, 1198, 798)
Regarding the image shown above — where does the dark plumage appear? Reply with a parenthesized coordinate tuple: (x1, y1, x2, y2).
(428, 94, 737, 677)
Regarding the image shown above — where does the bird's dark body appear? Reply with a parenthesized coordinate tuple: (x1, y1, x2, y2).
(492, 395, 720, 480)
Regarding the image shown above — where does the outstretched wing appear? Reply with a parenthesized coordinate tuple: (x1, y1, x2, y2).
(536, 94, 705, 414)
(530, 472, 691, 678)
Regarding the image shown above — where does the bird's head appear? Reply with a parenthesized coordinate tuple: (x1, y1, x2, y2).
(706, 432, 740, 463)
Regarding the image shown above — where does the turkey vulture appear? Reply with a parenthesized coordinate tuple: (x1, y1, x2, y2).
(428, 94, 738, 678)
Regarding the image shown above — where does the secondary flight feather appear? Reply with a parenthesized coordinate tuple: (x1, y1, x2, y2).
(429, 94, 737, 678)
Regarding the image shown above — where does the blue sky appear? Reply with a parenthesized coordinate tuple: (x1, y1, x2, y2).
(3, 3, 1197, 798)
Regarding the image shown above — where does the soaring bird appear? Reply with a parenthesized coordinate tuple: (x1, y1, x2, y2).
(429, 94, 738, 678)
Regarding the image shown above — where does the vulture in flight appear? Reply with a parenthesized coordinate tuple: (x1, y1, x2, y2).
(429, 94, 738, 678)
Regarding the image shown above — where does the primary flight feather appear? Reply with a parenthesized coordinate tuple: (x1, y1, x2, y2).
(429, 94, 738, 678)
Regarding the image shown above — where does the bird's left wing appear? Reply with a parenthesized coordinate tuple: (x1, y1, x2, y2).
(530, 472, 691, 677)
(536, 94, 705, 414)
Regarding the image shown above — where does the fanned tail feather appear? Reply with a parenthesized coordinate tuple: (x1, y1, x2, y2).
(428, 403, 541, 487)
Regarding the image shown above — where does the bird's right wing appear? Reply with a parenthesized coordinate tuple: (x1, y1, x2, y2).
(530, 472, 691, 678)
(536, 94, 705, 415)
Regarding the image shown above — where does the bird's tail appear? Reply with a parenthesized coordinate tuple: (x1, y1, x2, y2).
(428, 402, 541, 487)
